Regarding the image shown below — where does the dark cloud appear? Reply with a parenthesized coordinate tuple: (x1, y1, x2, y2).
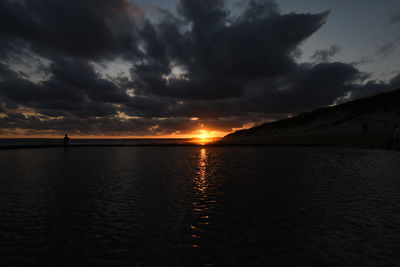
(379, 12, 400, 58)
(0, 0, 398, 136)
(377, 42, 397, 58)
(311, 45, 341, 62)
(179, 62, 366, 116)
(0, 113, 205, 136)
(133, 5, 330, 100)
(0, 58, 126, 118)
(389, 12, 400, 25)
(259, 62, 363, 112)
(178, 0, 228, 28)
(0, 0, 139, 60)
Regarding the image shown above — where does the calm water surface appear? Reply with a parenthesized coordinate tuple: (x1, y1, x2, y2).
(0, 147, 400, 266)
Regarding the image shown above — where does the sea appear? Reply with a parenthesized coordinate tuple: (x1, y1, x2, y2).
(0, 142, 400, 266)
(0, 138, 196, 147)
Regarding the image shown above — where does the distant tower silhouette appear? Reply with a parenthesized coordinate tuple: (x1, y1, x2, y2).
(63, 134, 70, 147)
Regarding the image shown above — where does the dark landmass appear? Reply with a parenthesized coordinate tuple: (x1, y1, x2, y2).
(221, 88, 400, 149)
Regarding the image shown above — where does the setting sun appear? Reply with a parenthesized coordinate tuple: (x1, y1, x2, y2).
(195, 130, 213, 139)
(198, 130, 210, 139)
(189, 129, 224, 144)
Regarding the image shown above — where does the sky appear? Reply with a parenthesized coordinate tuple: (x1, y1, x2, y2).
(0, 0, 399, 138)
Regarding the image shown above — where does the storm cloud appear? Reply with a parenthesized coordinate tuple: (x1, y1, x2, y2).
(311, 45, 341, 63)
(0, 0, 398, 136)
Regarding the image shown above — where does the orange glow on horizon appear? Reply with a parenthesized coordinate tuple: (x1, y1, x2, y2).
(0, 130, 229, 140)
(188, 129, 224, 145)
(0, 126, 251, 140)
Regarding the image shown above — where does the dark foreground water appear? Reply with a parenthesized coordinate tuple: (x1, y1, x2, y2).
(0, 147, 400, 267)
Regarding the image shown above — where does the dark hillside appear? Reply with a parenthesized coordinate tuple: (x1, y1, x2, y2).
(222, 89, 400, 149)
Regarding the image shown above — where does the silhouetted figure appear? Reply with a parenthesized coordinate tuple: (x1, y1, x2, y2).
(63, 134, 70, 147)
(394, 125, 400, 151)
(362, 123, 368, 133)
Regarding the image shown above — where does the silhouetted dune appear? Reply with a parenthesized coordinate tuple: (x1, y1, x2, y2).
(222, 88, 400, 149)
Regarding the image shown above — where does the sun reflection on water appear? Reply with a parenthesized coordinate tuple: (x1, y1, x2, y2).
(196, 148, 207, 193)
(189, 148, 211, 249)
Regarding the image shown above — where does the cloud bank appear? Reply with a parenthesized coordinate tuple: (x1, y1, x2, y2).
(0, 0, 398, 137)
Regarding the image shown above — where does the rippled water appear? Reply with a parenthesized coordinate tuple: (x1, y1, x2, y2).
(0, 147, 400, 266)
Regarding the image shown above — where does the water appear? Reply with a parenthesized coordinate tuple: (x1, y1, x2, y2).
(0, 146, 400, 266)
(0, 138, 196, 148)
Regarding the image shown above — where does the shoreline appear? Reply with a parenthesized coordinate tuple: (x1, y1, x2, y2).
(0, 143, 331, 149)
(0, 143, 395, 151)
(0, 134, 398, 151)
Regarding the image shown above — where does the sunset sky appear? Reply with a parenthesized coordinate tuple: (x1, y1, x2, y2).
(0, 0, 399, 138)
